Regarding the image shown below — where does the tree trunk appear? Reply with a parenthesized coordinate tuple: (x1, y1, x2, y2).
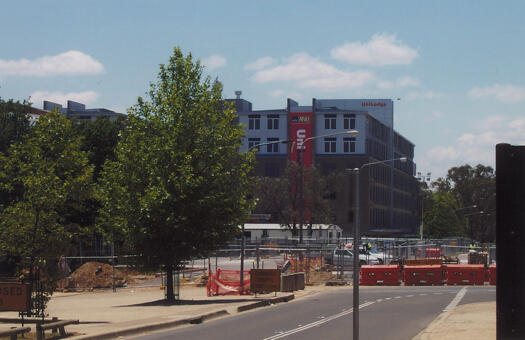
(166, 264, 174, 302)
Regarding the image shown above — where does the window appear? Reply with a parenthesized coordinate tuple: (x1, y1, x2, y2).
(248, 138, 260, 150)
(324, 137, 336, 153)
(344, 114, 356, 130)
(266, 138, 279, 153)
(267, 114, 279, 130)
(248, 114, 260, 130)
(344, 137, 356, 153)
(324, 114, 336, 129)
(262, 229, 269, 238)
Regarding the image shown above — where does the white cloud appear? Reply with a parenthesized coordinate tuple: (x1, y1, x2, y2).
(269, 89, 284, 97)
(0, 51, 104, 77)
(377, 76, 419, 89)
(252, 52, 375, 91)
(202, 55, 226, 70)
(330, 33, 419, 66)
(30, 90, 99, 108)
(244, 57, 276, 71)
(468, 84, 525, 103)
(419, 116, 525, 179)
(406, 91, 443, 100)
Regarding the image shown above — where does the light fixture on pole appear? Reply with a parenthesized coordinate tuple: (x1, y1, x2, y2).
(347, 156, 407, 340)
(417, 171, 431, 240)
(238, 138, 293, 295)
(295, 130, 358, 243)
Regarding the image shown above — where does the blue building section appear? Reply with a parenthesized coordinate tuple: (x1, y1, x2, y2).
(229, 92, 420, 237)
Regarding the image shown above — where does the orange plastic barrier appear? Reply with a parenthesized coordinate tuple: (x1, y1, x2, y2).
(360, 265, 401, 286)
(488, 264, 496, 285)
(425, 248, 442, 258)
(404, 265, 444, 286)
(445, 264, 486, 285)
(405, 258, 442, 266)
(207, 269, 251, 296)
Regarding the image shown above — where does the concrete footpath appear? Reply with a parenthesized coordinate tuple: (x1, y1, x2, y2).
(0, 285, 319, 339)
(412, 301, 496, 340)
(0, 285, 495, 339)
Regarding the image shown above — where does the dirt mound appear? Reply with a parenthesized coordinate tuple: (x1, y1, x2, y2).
(68, 262, 126, 289)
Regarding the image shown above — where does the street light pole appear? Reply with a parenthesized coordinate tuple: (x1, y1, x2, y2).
(348, 156, 407, 340)
(417, 172, 431, 240)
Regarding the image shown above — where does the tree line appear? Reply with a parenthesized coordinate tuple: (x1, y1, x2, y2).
(0, 47, 254, 303)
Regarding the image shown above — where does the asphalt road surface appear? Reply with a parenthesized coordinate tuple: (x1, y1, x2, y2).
(132, 285, 495, 340)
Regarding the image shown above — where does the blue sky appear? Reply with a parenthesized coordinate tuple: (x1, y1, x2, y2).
(1, 1, 524, 179)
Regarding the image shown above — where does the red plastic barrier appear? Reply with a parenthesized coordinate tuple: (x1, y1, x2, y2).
(207, 269, 251, 296)
(425, 248, 442, 258)
(488, 264, 496, 285)
(445, 264, 485, 285)
(404, 265, 444, 286)
(360, 265, 401, 286)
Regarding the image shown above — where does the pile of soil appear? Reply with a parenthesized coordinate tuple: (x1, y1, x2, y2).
(308, 268, 338, 284)
(68, 262, 126, 289)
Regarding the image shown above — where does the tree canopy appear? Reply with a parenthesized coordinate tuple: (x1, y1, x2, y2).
(428, 164, 496, 242)
(0, 112, 96, 308)
(99, 47, 254, 300)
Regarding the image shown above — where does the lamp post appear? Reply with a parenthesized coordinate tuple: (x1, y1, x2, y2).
(239, 139, 292, 294)
(348, 156, 407, 340)
(417, 172, 431, 240)
(295, 130, 359, 243)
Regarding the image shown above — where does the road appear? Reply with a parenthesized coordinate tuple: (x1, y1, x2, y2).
(132, 285, 495, 340)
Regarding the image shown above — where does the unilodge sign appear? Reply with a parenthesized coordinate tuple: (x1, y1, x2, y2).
(0, 283, 30, 312)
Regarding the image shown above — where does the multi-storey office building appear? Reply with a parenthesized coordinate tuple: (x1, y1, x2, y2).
(229, 94, 420, 237)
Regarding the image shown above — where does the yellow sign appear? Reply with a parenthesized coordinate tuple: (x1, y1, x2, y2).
(250, 269, 280, 292)
(0, 283, 30, 312)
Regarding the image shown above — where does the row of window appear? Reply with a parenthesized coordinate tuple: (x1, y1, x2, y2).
(248, 114, 280, 130)
(248, 137, 356, 153)
(323, 114, 356, 130)
(369, 209, 418, 229)
(248, 114, 357, 131)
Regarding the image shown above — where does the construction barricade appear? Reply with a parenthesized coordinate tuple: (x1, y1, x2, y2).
(360, 265, 401, 286)
(445, 264, 486, 285)
(404, 265, 444, 286)
(207, 269, 251, 296)
(404, 258, 442, 266)
(488, 264, 496, 285)
(425, 248, 442, 258)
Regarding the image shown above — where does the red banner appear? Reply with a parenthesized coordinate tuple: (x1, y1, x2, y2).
(289, 112, 313, 167)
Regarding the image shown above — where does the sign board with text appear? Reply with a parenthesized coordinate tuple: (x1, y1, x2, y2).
(0, 283, 30, 312)
(250, 269, 280, 292)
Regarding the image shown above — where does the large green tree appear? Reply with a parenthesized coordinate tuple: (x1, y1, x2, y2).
(431, 164, 496, 242)
(0, 112, 95, 311)
(100, 47, 254, 301)
(423, 192, 463, 239)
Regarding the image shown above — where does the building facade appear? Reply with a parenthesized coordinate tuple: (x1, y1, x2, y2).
(43, 100, 122, 122)
(229, 94, 420, 237)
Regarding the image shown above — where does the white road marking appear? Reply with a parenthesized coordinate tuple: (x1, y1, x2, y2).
(376, 299, 383, 302)
(420, 293, 428, 296)
(443, 287, 467, 312)
(406, 295, 414, 298)
(394, 296, 401, 299)
(385, 297, 391, 300)
(263, 301, 375, 340)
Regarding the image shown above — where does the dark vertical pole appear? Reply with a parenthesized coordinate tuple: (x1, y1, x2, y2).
(240, 225, 245, 295)
(496, 143, 525, 339)
(353, 169, 360, 340)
